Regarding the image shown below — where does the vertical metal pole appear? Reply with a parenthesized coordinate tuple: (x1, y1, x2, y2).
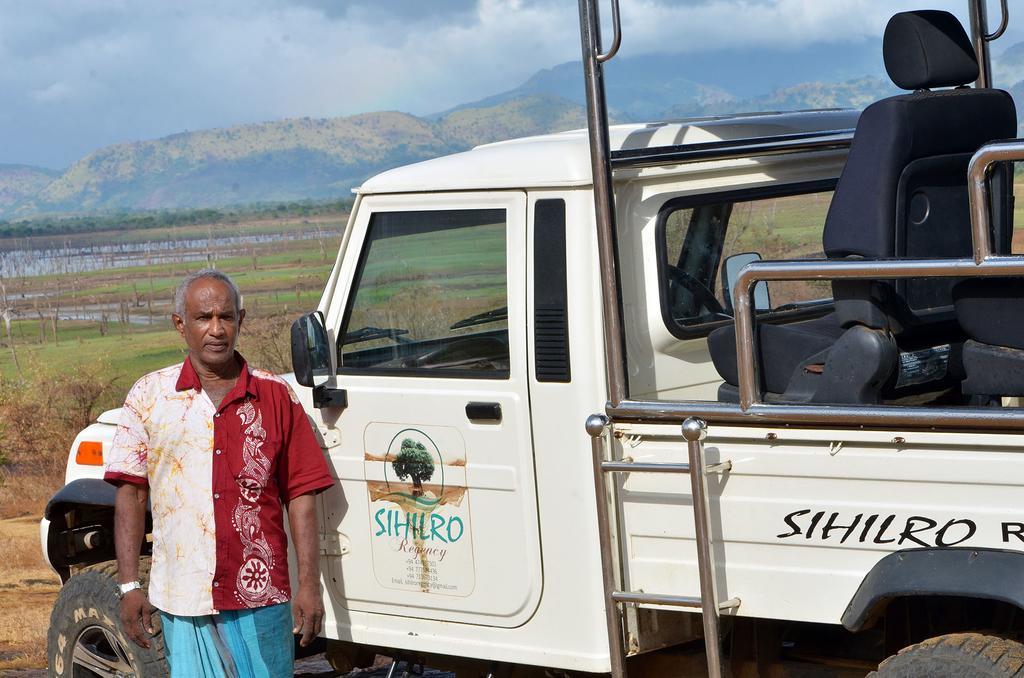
(968, 0, 993, 88)
(577, 0, 628, 407)
(732, 278, 760, 411)
(969, 152, 995, 264)
(682, 417, 725, 678)
(587, 414, 628, 678)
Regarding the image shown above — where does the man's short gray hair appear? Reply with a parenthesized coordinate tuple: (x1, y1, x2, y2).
(174, 269, 243, 316)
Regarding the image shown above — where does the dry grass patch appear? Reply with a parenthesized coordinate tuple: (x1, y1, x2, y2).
(0, 363, 116, 671)
(0, 516, 60, 671)
(0, 360, 120, 521)
(0, 471, 64, 522)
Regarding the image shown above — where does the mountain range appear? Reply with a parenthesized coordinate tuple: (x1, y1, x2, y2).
(2, 40, 1020, 219)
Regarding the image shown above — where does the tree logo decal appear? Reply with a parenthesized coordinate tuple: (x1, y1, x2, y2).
(392, 438, 435, 496)
(381, 428, 445, 508)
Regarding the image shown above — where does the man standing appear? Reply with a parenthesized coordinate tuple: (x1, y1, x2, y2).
(104, 269, 335, 676)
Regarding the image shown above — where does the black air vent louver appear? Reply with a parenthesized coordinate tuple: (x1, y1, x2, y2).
(534, 199, 571, 383)
(535, 307, 570, 381)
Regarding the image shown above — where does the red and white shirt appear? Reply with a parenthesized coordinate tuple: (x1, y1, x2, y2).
(104, 354, 334, 616)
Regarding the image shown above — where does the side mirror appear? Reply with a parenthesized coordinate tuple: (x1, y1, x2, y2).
(291, 311, 331, 388)
(721, 252, 771, 313)
(290, 312, 346, 408)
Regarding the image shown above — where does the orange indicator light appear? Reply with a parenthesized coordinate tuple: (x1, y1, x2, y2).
(76, 441, 104, 466)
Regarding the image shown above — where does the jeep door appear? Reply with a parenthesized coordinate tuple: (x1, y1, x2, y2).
(318, 191, 542, 627)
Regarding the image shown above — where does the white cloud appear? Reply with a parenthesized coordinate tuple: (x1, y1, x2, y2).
(0, 0, 1000, 168)
(29, 81, 77, 103)
(625, 0, 966, 51)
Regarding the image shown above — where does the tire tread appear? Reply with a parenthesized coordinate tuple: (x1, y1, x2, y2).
(871, 633, 1024, 678)
(46, 557, 168, 677)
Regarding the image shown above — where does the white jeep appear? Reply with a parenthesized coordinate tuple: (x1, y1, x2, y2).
(41, 2, 1024, 676)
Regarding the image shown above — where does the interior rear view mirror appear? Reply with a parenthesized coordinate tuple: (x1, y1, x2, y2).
(722, 252, 771, 312)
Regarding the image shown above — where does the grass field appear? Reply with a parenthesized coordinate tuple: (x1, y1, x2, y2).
(0, 214, 344, 393)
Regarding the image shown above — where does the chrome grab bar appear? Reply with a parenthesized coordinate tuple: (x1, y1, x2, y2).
(609, 398, 1024, 431)
(985, 0, 1009, 41)
(969, 0, 995, 87)
(728, 138, 1024, 411)
(731, 256, 1024, 410)
(595, 0, 622, 63)
(968, 139, 1024, 263)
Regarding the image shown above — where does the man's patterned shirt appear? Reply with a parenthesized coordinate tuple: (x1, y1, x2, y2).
(104, 354, 334, 616)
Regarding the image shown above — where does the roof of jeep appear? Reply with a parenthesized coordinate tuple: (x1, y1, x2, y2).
(356, 109, 860, 195)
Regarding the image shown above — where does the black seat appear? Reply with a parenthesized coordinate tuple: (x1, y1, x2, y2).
(709, 9, 1017, 403)
(709, 314, 844, 398)
(953, 278, 1024, 396)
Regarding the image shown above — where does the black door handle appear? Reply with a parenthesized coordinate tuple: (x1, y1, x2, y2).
(466, 402, 502, 422)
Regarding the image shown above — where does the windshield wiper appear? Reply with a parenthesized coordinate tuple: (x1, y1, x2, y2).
(342, 326, 411, 345)
(449, 306, 508, 330)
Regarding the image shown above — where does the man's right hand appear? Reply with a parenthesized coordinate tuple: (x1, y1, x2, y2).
(120, 589, 156, 649)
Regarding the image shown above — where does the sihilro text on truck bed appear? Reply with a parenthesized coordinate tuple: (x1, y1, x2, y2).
(38, 1, 1024, 676)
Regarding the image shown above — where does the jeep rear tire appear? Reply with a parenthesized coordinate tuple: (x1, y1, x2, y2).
(871, 633, 1024, 677)
(47, 559, 167, 678)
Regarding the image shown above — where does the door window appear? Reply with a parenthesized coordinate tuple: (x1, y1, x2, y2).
(338, 209, 510, 377)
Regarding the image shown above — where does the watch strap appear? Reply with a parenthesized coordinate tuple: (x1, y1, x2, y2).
(118, 580, 143, 598)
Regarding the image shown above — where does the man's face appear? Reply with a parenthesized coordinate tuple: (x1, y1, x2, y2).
(172, 278, 245, 371)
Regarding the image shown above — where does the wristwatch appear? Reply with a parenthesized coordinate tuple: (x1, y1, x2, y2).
(118, 581, 143, 599)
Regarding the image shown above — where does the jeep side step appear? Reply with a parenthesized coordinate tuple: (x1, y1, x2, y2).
(588, 414, 739, 678)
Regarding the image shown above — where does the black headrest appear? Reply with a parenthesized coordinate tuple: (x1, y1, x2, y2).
(883, 10, 979, 90)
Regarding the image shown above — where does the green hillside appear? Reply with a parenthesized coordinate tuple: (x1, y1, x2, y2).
(0, 165, 59, 209)
(23, 112, 451, 215)
(6, 95, 590, 218)
(670, 77, 897, 118)
(439, 94, 586, 148)
(0, 73, 920, 219)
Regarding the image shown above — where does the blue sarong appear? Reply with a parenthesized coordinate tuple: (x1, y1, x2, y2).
(160, 601, 294, 678)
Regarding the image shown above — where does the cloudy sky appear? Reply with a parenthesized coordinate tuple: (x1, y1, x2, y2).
(0, 0, 991, 169)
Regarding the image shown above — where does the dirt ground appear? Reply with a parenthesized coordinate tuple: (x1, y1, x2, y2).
(0, 517, 857, 677)
(0, 516, 60, 671)
(0, 516, 451, 677)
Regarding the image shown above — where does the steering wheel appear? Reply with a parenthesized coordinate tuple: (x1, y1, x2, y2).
(665, 264, 730, 319)
(405, 336, 508, 369)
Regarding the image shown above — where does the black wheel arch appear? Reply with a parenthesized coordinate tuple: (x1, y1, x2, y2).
(45, 478, 151, 580)
(45, 477, 118, 520)
(842, 547, 1024, 631)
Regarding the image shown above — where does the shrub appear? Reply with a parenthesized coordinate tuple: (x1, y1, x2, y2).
(239, 311, 304, 375)
(0, 361, 121, 517)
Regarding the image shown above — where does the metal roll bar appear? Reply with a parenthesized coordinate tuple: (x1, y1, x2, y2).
(607, 398, 1024, 431)
(731, 256, 1024, 411)
(969, 139, 1024, 262)
(578, 0, 628, 407)
(729, 138, 1024, 413)
(577, 6, 1024, 678)
(969, 0, 994, 87)
(969, 0, 1010, 88)
(591, 138, 1024, 432)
